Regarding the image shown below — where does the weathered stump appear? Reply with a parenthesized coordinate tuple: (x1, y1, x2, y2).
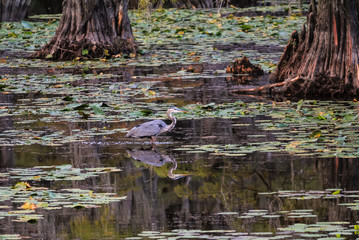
(226, 56, 263, 76)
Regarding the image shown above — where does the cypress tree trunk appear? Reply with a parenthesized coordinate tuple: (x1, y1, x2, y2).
(272, 0, 359, 98)
(28, 0, 63, 15)
(0, 0, 31, 22)
(229, 0, 256, 8)
(32, 0, 136, 60)
(162, 0, 214, 9)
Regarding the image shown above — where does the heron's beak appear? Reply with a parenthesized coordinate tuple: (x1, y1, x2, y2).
(168, 173, 191, 180)
(174, 107, 187, 113)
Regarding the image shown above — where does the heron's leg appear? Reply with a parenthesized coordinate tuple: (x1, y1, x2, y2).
(151, 136, 157, 150)
(151, 144, 157, 151)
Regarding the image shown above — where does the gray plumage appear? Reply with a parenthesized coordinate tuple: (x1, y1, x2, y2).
(126, 149, 171, 167)
(127, 148, 190, 179)
(126, 107, 186, 143)
(126, 119, 171, 138)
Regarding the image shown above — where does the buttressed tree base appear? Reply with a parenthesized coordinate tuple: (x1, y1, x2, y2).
(32, 0, 136, 60)
(272, 0, 359, 98)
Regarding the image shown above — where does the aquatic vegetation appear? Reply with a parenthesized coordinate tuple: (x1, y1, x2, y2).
(175, 100, 359, 158)
(0, 234, 21, 240)
(7, 164, 122, 181)
(1, 83, 359, 159)
(0, 165, 124, 223)
(128, 224, 358, 239)
(1, 3, 359, 240)
(0, 8, 305, 69)
(125, 188, 359, 239)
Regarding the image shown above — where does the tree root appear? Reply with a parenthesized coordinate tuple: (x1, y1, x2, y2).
(32, 39, 136, 60)
(231, 76, 300, 94)
(232, 75, 359, 99)
(283, 75, 359, 99)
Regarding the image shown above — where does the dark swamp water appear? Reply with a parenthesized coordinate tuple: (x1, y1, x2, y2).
(1, 69, 359, 240)
(2, 4, 359, 239)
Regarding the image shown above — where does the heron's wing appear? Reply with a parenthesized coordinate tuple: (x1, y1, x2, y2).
(126, 120, 167, 138)
(127, 149, 167, 166)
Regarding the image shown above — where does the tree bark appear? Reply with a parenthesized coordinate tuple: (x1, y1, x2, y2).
(28, 0, 63, 15)
(230, 0, 257, 8)
(160, 0, 214, 9)
(32, 0, 136, 60)
(1, 0, 31, 22)
(272, 0, 359, 98)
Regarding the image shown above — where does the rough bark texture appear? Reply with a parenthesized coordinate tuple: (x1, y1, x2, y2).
(272, 0, 359, 98)
(32, 0, 136, 60)
(229, 0, 257, 8)
(28, 0, 63, 15)
(169, 0, 214, 9)
(1, 0, 31, 22)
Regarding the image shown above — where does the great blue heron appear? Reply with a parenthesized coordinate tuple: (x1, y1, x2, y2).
(126, 107, 187, 144)
(127, 148, 190, 180)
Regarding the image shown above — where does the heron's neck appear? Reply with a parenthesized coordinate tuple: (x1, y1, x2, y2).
(165, 112, 177, 132)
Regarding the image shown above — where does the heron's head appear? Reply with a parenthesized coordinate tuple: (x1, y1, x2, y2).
(167, 107, 187, 114)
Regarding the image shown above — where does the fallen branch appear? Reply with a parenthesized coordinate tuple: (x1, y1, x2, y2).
(231, 76, 300, 94)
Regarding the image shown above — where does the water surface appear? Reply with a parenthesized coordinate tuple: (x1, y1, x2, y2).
(1, 75, 358, 239)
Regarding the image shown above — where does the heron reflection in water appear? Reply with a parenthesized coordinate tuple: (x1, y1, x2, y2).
(126, 107, 187, 144)
(127, 148, 189, 180)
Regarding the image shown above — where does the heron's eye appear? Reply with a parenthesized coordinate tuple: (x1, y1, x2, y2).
(158, 124, 163, 128)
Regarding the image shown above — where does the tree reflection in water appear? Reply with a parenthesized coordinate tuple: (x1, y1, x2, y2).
(1, 117, 359, 238)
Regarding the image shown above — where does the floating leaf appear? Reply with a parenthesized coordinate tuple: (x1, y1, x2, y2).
(90, 104, 105, 115)
(21, 21, 31, 29)
(82, 49, 89, 56)
(297, 99, 304, 111)
(332, 190, 341, 195)
(309, 129, 322, 139)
